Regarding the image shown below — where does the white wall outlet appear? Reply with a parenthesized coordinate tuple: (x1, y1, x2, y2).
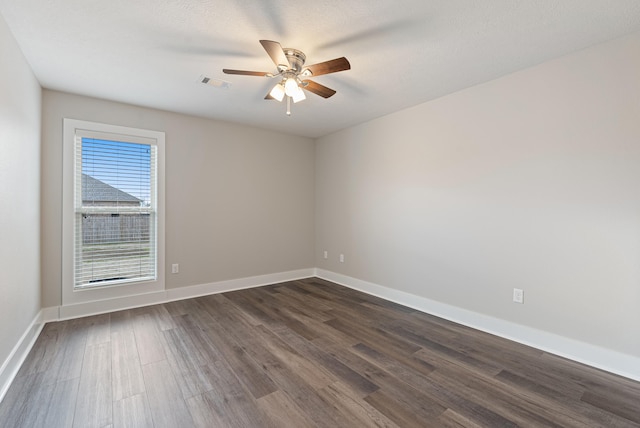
(171, 263, 179, 274)
(323, 250, 328, 259)
(339, 254, 345, 263)
(513, 288, 524, 304)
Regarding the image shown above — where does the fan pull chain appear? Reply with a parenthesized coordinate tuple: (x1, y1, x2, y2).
(286, 96, 291, 116)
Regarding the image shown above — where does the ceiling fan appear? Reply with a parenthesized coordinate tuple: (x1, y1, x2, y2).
(223, 40, 350, 116)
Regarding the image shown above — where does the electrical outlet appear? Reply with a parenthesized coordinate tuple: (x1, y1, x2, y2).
(323, 250, 328, 259)
(513, 288, 524, 304)
(339, 254, 345, 263)
(171, 263, 179, 274)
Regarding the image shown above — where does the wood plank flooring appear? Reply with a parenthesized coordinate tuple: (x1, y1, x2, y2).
(1, 278, 639, 427)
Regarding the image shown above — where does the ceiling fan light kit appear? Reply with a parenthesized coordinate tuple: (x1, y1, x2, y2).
(284, 77, 299, 96)
(269, 83, 285, 102)
(223, 40, 350, 116)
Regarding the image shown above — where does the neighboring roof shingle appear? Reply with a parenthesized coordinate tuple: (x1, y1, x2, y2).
(82, 173, 141, 203)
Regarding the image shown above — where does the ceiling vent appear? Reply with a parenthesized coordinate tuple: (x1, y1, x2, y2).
(198, 75, 231, 89)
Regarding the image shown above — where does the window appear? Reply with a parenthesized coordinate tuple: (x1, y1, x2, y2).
(76, 138, 156, 287)
(63, 119, 165, 306)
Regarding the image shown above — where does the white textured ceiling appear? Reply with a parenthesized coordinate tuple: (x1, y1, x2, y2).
(2, 0, 640, 138)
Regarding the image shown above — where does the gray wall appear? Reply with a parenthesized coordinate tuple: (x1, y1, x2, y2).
(315, 32, 640, 358)
(42, 91, 315, 307)
(0, 15, 42, 366)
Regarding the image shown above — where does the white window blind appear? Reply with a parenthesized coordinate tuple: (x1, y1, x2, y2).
(74, 134, 158, 289)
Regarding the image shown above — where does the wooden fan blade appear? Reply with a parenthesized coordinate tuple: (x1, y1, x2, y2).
(303, 57, 350, 77)
(223, 69, 271, 76)
(259, 40, 289, 68)
(302, 80, 337, 98)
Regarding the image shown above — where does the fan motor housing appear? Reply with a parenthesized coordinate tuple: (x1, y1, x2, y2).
(283, 48, 306, 72)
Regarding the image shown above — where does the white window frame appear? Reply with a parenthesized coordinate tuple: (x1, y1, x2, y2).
(62, 118, 165, 307)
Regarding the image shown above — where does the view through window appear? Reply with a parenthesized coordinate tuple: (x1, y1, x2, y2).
(75, 137, 157, 288)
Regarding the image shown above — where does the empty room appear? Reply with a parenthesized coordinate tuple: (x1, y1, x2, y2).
(1, 1, 640, 427)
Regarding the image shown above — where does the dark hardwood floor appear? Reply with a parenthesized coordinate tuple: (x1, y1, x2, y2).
(1, 278, 639, 427)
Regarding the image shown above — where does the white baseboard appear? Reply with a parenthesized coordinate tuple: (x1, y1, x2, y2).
(315, 268, 640, 382)
(165, 268, 315, 302)
(0, 311, 46, 403)
(40, 306, 61, 323)
(50, 268, 315, 321)
(58, 291, 167, 320)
